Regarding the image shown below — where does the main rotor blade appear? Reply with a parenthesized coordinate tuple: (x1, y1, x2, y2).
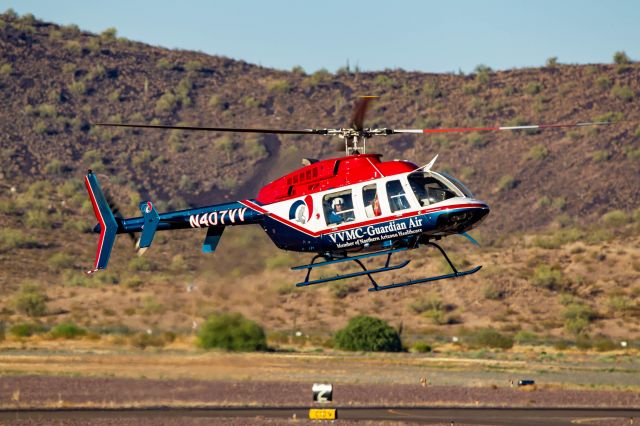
(393, 121, 615, 134)
(350, 96, 377, 131)
(93, 122, 327, 135)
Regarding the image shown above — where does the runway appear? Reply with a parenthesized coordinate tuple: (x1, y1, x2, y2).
(0, 406, 638, 425)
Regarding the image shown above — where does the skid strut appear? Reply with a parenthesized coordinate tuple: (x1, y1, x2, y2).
(292, 242, 481, 291)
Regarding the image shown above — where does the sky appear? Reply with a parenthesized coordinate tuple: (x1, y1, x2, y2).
(4, 0, 640, 74)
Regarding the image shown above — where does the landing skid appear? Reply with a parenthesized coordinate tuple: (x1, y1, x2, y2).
(292, 242, 481, 291)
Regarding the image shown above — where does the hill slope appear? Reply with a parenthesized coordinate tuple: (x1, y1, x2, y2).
(1, 12, 639, 346)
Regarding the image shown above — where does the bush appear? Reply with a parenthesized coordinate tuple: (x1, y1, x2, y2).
(524, 82, 541, 96)
(611, 85, 634, 102)
(307, 68, 332, 86)
(0, 229, 35, 250)
(563, 303, 596, 336)
(613, 51, 631, 65)
(184, 60, 203, 72)
(9, 323, 43, 337)
(422, 80, 443, 99)
(526, 144, 549, 161)
(48, 252, 75, 270)
(50, 322, 86, 339)
(13, 284, 47, 317)
(334, 316, 402, 352)
(591, 150, 611, 162)
(601, 210, 628, 227)
(411, 341, 432, 353)
(198, 312, 267, 351)
(469, 328, 513, 349)
(495, 175, 517, 192)
(545, 56, 558, 68)
(532, 265, 563, 290)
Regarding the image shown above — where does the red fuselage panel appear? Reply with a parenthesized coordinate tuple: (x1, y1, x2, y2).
(256, 154, 418, 204)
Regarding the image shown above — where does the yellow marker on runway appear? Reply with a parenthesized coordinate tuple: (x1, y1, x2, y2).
(309, 408, 337, 420)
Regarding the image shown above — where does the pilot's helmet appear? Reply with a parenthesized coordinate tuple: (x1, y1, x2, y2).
(331, 197, 344, 208)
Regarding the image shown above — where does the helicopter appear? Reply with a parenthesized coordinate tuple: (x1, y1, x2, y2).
(87, 97, 613, 291)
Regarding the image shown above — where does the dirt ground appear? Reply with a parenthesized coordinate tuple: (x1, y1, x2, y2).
(1, 375, 639, 409)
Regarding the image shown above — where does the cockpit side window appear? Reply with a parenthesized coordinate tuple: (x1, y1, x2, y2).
(408, 173, 457, 206)
(386, 180, 410, 213)
(323, 190, 355, 225)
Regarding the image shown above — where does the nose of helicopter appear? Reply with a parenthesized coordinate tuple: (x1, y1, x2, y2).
(435, 200, 490, 233)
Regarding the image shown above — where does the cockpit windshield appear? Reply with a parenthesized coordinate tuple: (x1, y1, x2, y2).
(438, 172, 474, 198)
(408, 172, 473, 206)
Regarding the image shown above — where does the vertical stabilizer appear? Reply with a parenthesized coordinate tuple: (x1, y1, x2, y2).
(84, 171, 118, 273)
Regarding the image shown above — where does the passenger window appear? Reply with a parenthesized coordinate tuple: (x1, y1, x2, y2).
(323, 190, 356, 225)
(362, 184, 381, 218)
(386, 180, 410, 213)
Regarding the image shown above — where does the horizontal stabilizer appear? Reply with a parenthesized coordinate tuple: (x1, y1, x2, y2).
(138, 201, 160, 249)
(203, 226, 224, 253)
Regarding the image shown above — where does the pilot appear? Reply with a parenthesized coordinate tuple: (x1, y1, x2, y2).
(328, 197, 345, 224)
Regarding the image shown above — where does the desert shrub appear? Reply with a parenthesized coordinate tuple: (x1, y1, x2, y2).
(594, 111, 624, 123)
(514, 330, 538, 345)
(141, 296, 165, 315)
(613, 51, 631, 65)
(483, 283, 504, 300)
(25, 210, 53, 229)
(334, 316, 402, 352)
(595, 76, 612, 91)
(545, 56, 558, 68)
(307, 68, 332, 86)
(532, 265, 563, 290)
(411, 341, 432, 353)
(593, 337, 617, 352)
(0, 322, 4, 341)
(69, 81, 87, 96)
(64, 40, 82, 54)
(524, 82, 541, 96)
(266, 79, 290, 93)
(198, 312, 267, 351)
(591, 150, 611, 162)
(291, 65, 306, 75)
(128, 256, 154, 272)
(563, 303, 596, 336)
(184, 60, 203, 72)
(467, 133, 488, 148)
(422, 80, 443, 99)
(526, 144, 549, 161)
(0, 63, 12, 76)
(100, 27, 117, 40)
(44, 159, 67, 175)
(129, 331, 171, 349)
(9, 322, 44, 337)
(611, 85, 634, 102)
(50, 322, 86, 339)
(468, 328, 513, 349)
(495, 175, 516, 192)
(156, 58, 173, 70)
(601, 210, 628, 227)
(13, 284, 47, 317)
(155, 91, 178, 113)
(331, 282, 349, 299)
(473, 64, 491, 84)
(462, 82, 480, 95)
(374, 74, 394, 89)
(0, 229, 35, 250)
(48, 252, 75, 270)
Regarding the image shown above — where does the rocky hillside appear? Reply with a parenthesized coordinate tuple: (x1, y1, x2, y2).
(1, 12, 639, 346)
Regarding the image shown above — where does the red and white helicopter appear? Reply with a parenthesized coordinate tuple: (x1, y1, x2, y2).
(87, 97, 612, 291)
